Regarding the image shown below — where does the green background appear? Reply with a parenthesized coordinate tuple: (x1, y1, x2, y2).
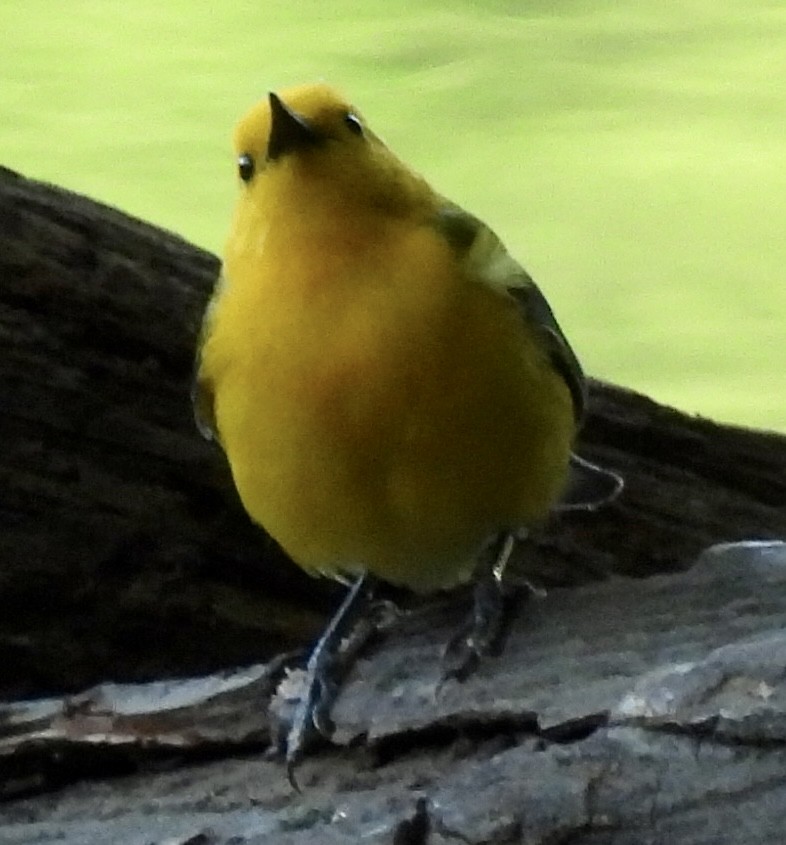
(2, 1, 784, 431)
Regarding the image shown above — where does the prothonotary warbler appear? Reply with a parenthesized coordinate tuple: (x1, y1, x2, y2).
(193, 83, 622, 779)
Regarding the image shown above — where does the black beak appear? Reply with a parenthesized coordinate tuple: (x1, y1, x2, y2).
(267, 92, 322, 161)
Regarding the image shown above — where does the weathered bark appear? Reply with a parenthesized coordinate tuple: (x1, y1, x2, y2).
(3, 543, 786, 844)
(1, 164, 784, 706)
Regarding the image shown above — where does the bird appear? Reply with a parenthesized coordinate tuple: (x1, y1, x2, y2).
(193, 82, 622, 779)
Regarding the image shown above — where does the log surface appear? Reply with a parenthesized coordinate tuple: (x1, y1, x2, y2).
(2, 543, 786, 844)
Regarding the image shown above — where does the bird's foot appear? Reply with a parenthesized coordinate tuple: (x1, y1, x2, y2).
(266, 573, 382, 788)
(440, 533, 523, 685)
(441, 575, 519, 683)
(282, 657, 340, 790)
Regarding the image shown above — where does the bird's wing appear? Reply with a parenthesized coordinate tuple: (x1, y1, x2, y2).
(191, 272, 224, 443)
(434, 204, 622, 510)
(435, 204, 587, 422)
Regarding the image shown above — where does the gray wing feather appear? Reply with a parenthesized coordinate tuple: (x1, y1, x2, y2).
(435, 203, 586, 422)
(508, 284, 587, 422)
(435, 203, 622, 509)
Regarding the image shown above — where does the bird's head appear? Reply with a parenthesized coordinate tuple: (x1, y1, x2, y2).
(230, 83, 431, 219)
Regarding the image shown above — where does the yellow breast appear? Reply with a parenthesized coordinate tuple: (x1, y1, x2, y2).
(199, 211, 574, 592)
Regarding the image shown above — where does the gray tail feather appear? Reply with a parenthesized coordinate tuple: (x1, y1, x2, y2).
(556, 452, 624, 512)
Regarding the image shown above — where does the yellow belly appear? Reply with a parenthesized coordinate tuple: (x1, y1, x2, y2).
(202, 224, 575, 592)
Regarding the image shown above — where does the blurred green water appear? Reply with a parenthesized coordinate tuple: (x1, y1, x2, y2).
(1, 0, 784, 431)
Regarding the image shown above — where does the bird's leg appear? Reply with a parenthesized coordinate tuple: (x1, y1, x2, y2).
(441, 532, 520, 683)
(283, 571, 376, 786)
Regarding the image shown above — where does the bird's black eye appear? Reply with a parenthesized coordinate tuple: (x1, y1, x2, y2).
(237, 153, 255, 182)
(344, 113, 363, 136)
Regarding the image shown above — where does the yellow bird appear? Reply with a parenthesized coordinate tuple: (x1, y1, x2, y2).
(193, 83, 621, 773)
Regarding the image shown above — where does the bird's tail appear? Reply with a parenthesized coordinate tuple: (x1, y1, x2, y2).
(556, 452, 624, 512)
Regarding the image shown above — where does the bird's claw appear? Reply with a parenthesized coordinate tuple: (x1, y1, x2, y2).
(281, 657, 340, 789)
(440, 620, 497, 686)
(269, 573, 376, 787)
(439, 571, 522, 687)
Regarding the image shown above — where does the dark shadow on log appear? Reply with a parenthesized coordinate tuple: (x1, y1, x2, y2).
(0, 167, 342, 699)
(1, 165, 785, 705)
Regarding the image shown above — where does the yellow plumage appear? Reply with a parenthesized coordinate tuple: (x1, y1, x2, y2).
(195, 82, 578, 593)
